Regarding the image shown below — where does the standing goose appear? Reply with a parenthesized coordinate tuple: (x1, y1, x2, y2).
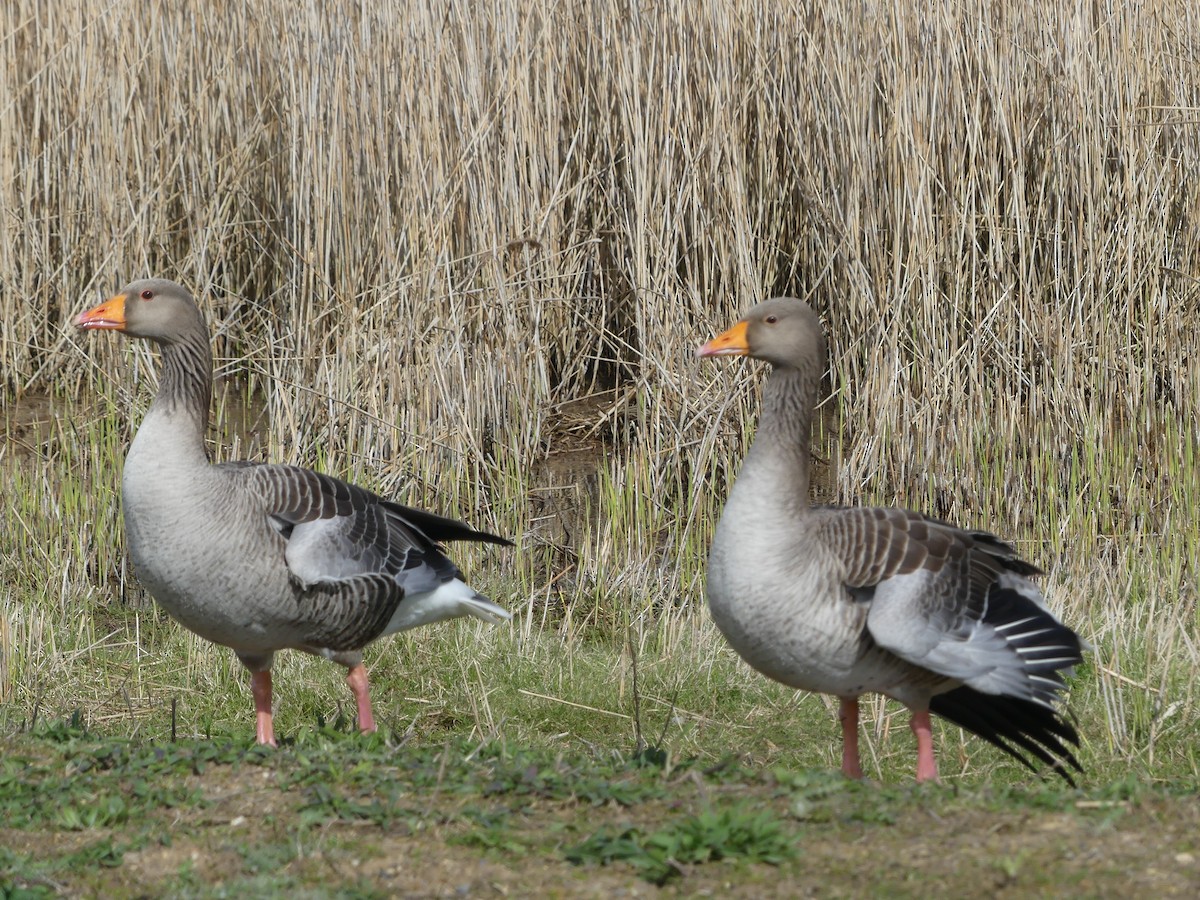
(698, 297, 1084, 783)
(76, 278, 512, 746)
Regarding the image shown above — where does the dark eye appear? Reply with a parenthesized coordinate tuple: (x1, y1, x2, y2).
(140, 289, 154, 300)
(764, 314, 778, 324)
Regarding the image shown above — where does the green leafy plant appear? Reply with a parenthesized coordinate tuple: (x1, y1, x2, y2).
(566, 806, 795, 885)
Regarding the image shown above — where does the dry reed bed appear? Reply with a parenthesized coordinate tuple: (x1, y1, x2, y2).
(2, 1, 1198, 770)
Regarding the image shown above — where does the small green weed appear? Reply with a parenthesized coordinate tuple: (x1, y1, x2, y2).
(0, 846, 55, 900)
(297, 782, 408, 830)
(59, 837, 134, 869)
(450, 823, 529, 855)
(566, 805, 795, 885)
(52, 796, 129, 831)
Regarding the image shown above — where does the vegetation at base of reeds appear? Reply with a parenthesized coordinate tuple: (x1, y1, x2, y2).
(1, 0, 1198, 786)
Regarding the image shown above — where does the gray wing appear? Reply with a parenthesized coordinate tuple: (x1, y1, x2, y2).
(817, 506, 1081, 706)
(223, 462, 504, 651)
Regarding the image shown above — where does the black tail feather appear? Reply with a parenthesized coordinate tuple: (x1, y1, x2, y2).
(985, 584, 1085, 674)
(384, 501, 514, 547)
(930, 687, 1082, 786)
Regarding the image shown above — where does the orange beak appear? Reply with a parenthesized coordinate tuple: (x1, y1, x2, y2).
(697, 319, 749, 358)
(74, 293, 128, 331)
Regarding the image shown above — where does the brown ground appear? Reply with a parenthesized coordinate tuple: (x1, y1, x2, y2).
(3, 757, 1198, 898)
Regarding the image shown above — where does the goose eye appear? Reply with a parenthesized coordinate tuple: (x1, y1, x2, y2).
(764, 314, 778, 324)
(140, 289, 154, 300)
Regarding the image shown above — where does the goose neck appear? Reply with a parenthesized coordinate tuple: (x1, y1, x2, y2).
(742, 366, 817, 502)
(146, 330, 213, 449)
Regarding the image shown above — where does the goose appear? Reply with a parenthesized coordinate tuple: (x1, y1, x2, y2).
(698, 297, 1084, 783)
(75, 278, 512, 746)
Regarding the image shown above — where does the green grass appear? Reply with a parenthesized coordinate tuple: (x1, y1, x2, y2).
(0, 719, 1196, 896)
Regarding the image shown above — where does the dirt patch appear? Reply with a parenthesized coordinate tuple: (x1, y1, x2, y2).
(103, 791, 1200, 897)
(2, 734, 1197, 898)
(1, 389, 59, 464)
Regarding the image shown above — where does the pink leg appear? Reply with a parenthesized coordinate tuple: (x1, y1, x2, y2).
(839, 698, 863, 779)
(346, 664, 376, 734)
(251, 670, 277, 747)
(911, 709, 939, 782)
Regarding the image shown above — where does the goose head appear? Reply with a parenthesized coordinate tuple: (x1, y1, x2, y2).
(698, 297, 826, 371)
(75, 279, 204, 344)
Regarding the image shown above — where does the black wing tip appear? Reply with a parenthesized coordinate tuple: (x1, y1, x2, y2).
(930, 687, 1083, 786)
(964, 531, 1045, 577)
(432, 523, 515, 548)
(383, 500, 515, 548)
(472, 531, 516, 548)
(1004, 558, 1046, 578)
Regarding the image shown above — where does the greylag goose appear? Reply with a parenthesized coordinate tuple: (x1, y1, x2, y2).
(75, 279, 512, 746)
(698, 297, 1084, 783)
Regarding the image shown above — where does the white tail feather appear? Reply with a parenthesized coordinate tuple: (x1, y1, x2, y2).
(382, 578, 511, 635)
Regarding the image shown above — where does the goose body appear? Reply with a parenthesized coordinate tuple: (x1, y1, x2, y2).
(699, 298, 1084, 783)
(77, 279, 511, 745)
